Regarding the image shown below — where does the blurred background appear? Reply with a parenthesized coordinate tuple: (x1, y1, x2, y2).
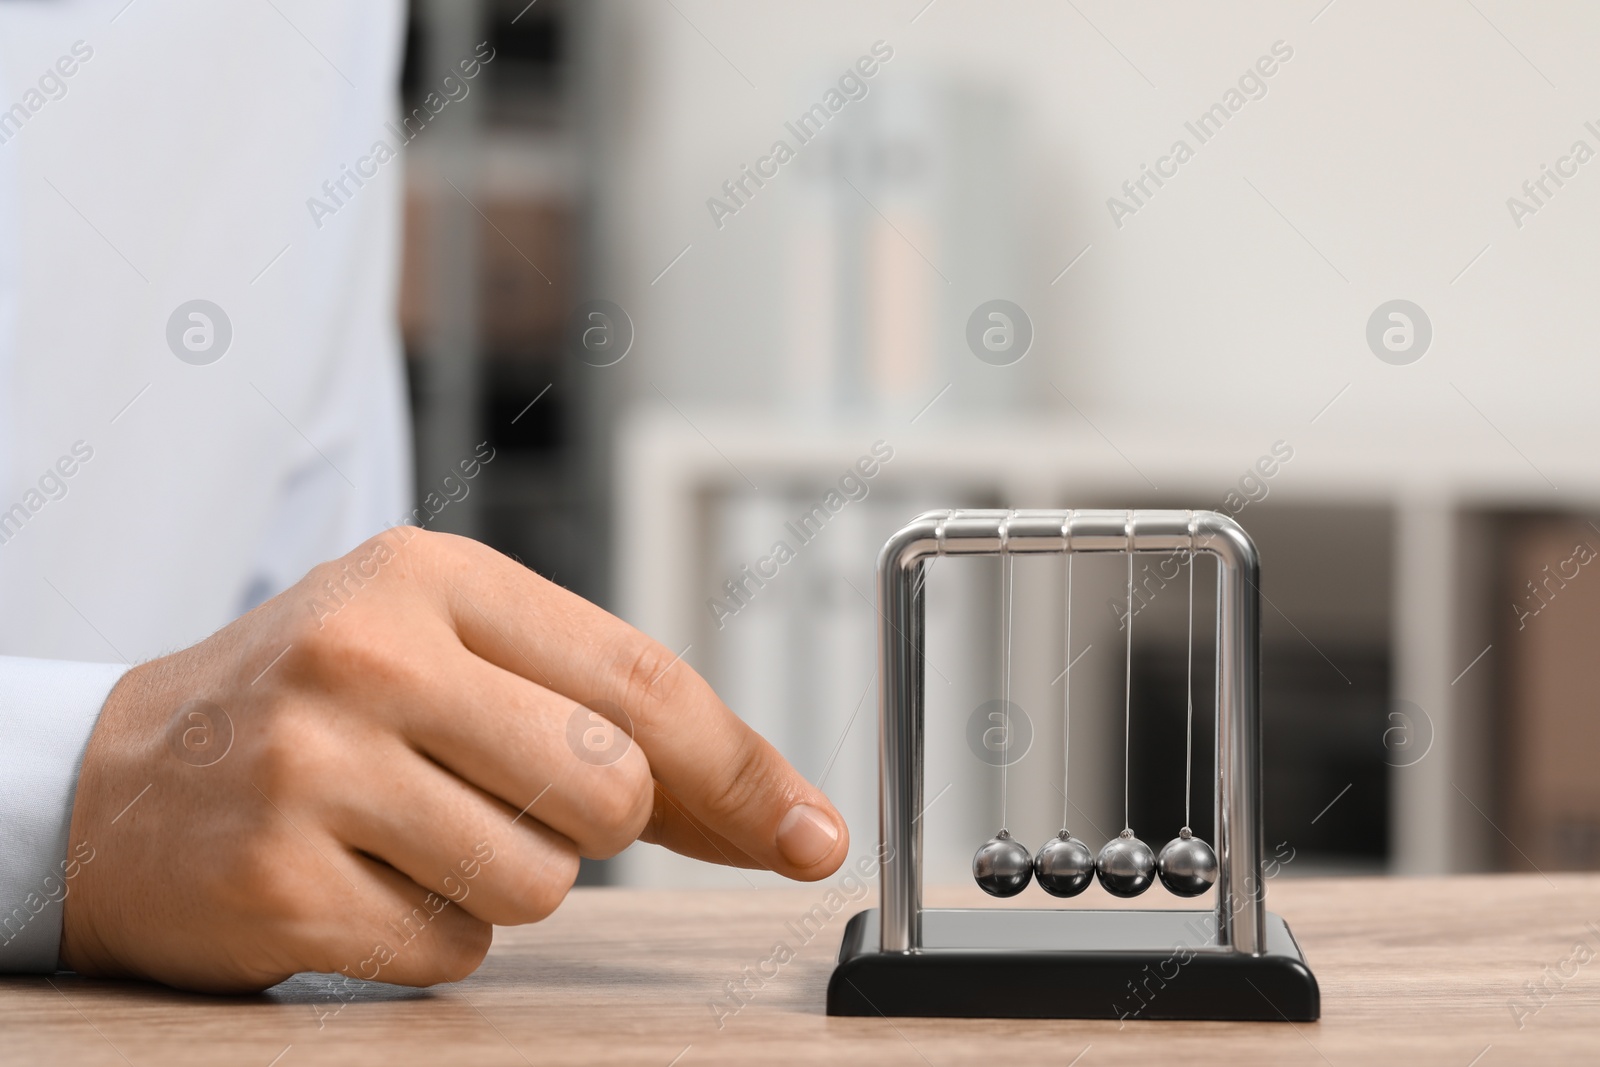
(6, 0, 1600, 892)
(403, 0, 1600, 889)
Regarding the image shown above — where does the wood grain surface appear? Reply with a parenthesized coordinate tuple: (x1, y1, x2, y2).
(3, 873, 1596, 1065)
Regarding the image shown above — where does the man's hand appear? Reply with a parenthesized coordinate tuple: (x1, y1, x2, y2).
(59, 529, 848, 992)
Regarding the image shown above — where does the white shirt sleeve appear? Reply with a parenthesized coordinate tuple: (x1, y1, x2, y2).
(0, 656, 127, 972)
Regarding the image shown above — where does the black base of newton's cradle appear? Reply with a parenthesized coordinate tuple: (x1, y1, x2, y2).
(828, 908, 1320, 1021)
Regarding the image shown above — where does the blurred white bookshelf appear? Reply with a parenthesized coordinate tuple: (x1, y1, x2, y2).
(608, 405, 1600, 888)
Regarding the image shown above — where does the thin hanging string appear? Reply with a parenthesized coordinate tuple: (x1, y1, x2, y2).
(1184, 544, 1195, 830)
(1000, 550, 1015, 833)
(1061, 553, 1073, 832)
(1123, 543, 1133, 831)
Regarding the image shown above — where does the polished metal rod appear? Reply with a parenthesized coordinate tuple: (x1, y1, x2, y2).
(876, 509, 1265, 955)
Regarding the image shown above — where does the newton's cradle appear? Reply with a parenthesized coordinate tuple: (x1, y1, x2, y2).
(827, 509, 1320, 1021)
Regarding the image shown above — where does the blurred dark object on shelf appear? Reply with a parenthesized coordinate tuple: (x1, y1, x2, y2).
(1498, 514, 1600, 871)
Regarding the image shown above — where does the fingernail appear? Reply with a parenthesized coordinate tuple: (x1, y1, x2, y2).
(777, 803, 840, 868)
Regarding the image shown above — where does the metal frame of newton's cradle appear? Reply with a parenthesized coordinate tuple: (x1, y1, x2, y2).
(827, 510, 1321, 1021)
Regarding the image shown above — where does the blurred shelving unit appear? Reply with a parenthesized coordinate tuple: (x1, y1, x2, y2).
(400, 0, 600, 596)
(608, 409, 1600, 887)
(1495, 515, 1600, 873)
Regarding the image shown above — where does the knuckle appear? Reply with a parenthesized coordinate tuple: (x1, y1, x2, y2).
(699, 736, 777, 826)
(616, 639, 684, 727)
(581, 750, 654, 858)
(398, 528, 478, 583)
(512, 842, 579, 924)
(429, 916, 493, 983)
(403, 526, 453, 559)
(355, 525, 419, 561)
(278, 616, 348, 682)
(242, 710, 320, 796)
(282, 616, 421, 699)
(644, 782, 668, 845)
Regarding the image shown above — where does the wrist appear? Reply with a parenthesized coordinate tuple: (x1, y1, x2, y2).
(58, 660, 156, 978)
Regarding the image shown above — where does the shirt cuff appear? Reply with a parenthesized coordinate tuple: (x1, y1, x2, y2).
(0, 656, 128, 972)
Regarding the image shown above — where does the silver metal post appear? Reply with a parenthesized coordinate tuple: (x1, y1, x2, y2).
(876, 515, 938, 953)
(876, 509, 1265, 956)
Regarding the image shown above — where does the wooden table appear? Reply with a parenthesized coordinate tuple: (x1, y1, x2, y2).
(3, 873, 1596, 1065)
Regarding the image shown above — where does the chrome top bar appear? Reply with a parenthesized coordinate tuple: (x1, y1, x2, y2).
(875, 509, 1265, 955)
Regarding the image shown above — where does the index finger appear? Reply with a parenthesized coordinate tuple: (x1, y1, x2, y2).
(422, 532, 850, 881)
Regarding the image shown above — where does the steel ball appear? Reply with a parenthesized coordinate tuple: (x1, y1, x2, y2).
(972, 830, 1034, 897)
(1034, 831, 1095, 898)
(1095, 829, 1156, 898)
(1157, 828, 1218, 897)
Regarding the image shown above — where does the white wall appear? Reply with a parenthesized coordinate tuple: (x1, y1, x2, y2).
(591, 0, 1600, 450)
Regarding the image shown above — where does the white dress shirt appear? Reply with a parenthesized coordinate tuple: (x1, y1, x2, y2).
(0, 0, 410, 970)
